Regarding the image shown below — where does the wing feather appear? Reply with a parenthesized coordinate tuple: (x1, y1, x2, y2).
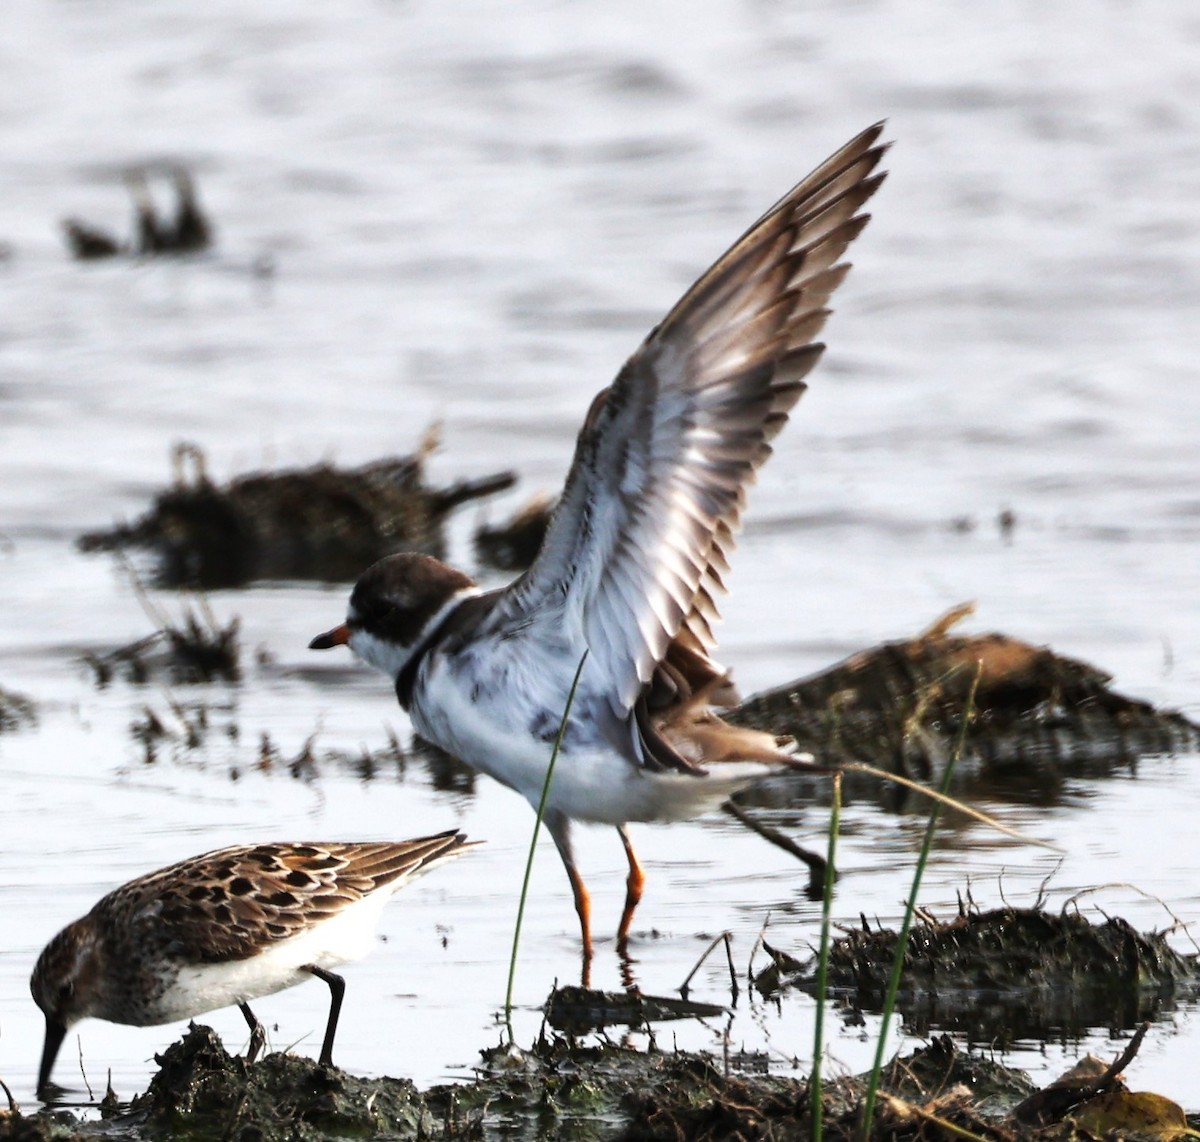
(489, 123, 888, 734)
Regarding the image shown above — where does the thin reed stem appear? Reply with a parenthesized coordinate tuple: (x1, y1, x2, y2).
(811, 769, 842, 1141)
(503, 651, 589, 1036)
(859, 660, 982, 1140)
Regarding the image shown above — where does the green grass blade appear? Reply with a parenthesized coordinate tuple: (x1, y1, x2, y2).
(859, 660, 982, 1139)
(503, 650, 589, 1036)
(811, 769, 842, 1141)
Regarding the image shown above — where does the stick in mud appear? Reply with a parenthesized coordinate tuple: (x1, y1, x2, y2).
(1014, 1020, 1151, 1125)
(678, 932, 737, 1001)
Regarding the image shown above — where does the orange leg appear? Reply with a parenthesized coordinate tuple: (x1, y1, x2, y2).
(549, 814, 594, 986)
(563, 858, 594, 986)
(616, 825, 645, 952)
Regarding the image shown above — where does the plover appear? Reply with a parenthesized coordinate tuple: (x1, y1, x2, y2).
(311, 123, 887, 969)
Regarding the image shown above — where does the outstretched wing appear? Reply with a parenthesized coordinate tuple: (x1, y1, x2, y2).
(492, 123, 888, 731)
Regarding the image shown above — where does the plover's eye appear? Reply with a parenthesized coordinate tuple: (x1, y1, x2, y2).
(355, 596, 393, 625)
(57, 980, 76, 1006)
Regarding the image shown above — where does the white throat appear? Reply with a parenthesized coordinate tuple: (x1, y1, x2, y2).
(347, 587, 481, 680)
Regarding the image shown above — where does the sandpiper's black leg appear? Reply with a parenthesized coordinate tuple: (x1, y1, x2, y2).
(239, 1002, 266, 1063)
(305, 965, 345, 1067)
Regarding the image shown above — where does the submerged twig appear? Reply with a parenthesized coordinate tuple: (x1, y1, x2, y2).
(77, 1035, 94, 1101)
(746, 912, 771, 983)
(1089, 1021, 1151, 1095)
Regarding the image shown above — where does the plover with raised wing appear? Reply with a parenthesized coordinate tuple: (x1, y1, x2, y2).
(311, 123, 888, 972)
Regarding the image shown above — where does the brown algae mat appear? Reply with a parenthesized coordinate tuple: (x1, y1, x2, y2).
(78, 434, 515, 588)
(730, 604, 1200, 782)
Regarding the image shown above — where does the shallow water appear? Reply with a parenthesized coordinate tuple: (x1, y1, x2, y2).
(2, 0, 1200, 1114)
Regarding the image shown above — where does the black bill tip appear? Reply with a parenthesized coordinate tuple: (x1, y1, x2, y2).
(309, 623, 350, 651)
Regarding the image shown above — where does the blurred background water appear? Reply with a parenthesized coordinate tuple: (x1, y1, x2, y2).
(2, 0, 1199, 1112)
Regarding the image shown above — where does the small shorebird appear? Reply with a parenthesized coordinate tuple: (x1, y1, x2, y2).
(31, 831, 473, 1098)
(311, 123, 887, 970)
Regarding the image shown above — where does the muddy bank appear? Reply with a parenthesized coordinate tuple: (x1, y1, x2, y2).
(730, 605, 1200, 786)
(7, 1019, 1198, 1141)
(78, 434, 515, 588)
(6, 909, 1197, 1140)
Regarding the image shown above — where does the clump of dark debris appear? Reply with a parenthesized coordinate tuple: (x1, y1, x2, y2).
(473, 491, 555, 571)
(130, 699, 231, 763)
(0, 685, 36, 733)
(544, 985, 725, 1035)
(755, 901, 1200, 1045)
(118, 1025, 424, 1140)
(62, 166, 212, 261)
(126, 702, 412, 784)
(79, 434, 515, 587)
(243, 728, 413, 786)
(162, 608, 241, 683)
(85, 605, 241, 687)
(730, 603, 1200, 784)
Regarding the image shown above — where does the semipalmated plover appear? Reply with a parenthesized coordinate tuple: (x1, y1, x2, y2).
(31, 832, 473, 1097)
(311, 123, 888, 969)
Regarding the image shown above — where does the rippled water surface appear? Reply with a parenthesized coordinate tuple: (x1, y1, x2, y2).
(2, 0, 1200, 1112)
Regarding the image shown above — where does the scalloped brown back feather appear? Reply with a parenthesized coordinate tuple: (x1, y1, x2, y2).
(93, 832, 470, 964)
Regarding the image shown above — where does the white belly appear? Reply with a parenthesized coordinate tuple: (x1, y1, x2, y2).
(143, 888, 395, 1026)
(410, 652, 771, 826)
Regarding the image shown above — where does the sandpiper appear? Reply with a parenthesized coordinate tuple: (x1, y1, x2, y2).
(311, 123, 888, 970)
(31, 831, 473, 1098)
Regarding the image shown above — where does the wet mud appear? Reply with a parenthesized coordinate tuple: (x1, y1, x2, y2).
(6, 1015, 1198, 1141)
(730, 605, 1200, 786)
(78, 436, 515, 588)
